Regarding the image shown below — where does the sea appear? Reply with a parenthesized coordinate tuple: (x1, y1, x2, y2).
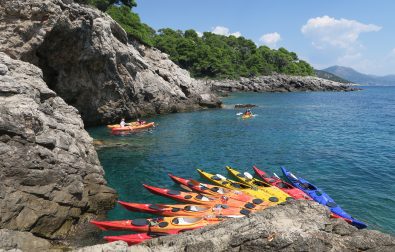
(87, 86, 395, 235)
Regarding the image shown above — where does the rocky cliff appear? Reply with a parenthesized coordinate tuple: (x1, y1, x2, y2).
(0, 52, 117, 244)
(0, 0, 220, 126)
(210, 74, 358, 93)
(77, 201, 395, 252)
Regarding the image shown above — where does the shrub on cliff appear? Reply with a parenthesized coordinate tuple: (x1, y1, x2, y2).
(106, 5, 155, 46)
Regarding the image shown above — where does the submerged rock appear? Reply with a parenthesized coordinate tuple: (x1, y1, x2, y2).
(0, 0, 221, 126)
(211, 74, 359, 93)
(0, 53, 117, 245)
(77, 201, 395, 252)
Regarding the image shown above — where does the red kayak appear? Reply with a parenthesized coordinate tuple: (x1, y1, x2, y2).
(91, 216, 222, 232)
(118, 201, 252, 217)
(253, 166, 312, 200)
(143, 184, 266, 210)
(104, 228, 195, 245)
(104, 232, 171, 245)
(168, 173, 260, 203)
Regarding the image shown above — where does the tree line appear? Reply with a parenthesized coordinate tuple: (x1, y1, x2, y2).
(77, 0, 315, 79)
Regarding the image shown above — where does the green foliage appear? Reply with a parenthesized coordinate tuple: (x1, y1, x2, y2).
(80, 0, 137, 11)
(82, 0, 315, 79)
(106, 5, 155, 46)
(152, 29, 315, 79)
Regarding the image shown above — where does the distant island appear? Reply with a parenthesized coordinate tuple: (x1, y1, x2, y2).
(322, 65, 395, 86)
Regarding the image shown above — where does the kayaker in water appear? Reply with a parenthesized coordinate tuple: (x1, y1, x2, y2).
(244, 109, 252, 116)
(120, 118, 126, 127)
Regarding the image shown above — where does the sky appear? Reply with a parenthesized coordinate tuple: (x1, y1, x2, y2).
(134, 0, 395, 75)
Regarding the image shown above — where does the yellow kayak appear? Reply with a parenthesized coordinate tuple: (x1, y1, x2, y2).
(197, 169, 281, 205)
(241, 114, 253, 119)
(226, 166, 291, 202)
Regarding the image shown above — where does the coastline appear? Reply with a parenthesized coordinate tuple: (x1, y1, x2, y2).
(0, 0, 391, 251)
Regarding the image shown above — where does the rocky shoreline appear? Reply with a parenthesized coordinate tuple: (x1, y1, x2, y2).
(0, 0, 385, 251)
(209, 74, 358, 94)
(75, 201, 395, 252)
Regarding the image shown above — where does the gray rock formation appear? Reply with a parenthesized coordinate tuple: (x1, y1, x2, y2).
(0, 53, 117, 244)
(76, 201, 395, 252)
(210, 74, 358, 93)
(0, 0, 221, 126)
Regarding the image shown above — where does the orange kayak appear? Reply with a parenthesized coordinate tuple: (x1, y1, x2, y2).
(107, 122, 139, 128)
(143, 184, 265, 210)
(168, 173, 264, 204)
(111, 122, 155, 132)
(91, 216, 223, 233)
(118, 201, 252, 217)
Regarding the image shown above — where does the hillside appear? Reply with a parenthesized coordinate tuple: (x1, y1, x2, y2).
(323, 66, 395, 86)
(315, 69, 351, 83)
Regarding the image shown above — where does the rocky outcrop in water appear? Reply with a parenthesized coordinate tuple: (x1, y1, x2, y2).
(0, 0, 221, 126)
(0, 53, 117, 244)
(77, 201, 395, 252)
(210, 74, 358, 93)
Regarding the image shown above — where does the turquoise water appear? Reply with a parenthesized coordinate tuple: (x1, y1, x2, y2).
(88, 86, 395, 235)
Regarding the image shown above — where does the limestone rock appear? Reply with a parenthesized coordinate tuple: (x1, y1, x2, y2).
(128, 201, 393, 252)
(0, 229, 60, 252)
(0, 53, 117, 242)
(211, 74, 359, 93)
(0, 0, 221, 126)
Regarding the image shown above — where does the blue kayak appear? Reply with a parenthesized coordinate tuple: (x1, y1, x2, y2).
(281, 167, 367, 229)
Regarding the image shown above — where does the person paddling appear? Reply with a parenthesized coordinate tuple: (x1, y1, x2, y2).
(244, 109, 252, 116)
(120, 118, 126, 127)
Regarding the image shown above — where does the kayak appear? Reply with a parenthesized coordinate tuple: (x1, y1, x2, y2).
(118, 201, 252, 217)
(226, 166, 291, 202)
(104, 232, 172, 245)
(197, 169, 281, 205)
(253, 165, 312, 200)
(143, 184, 261, 209)
(107, 122, 139, 128)
(280, 166, 367, 229)
(241, 114, 253, 119)
(168, 173, 263, 204)
(91, 216, 223, 232)
(111, 122, 155, 132)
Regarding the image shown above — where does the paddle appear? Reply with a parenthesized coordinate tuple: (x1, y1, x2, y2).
(236, 112, 243, 115)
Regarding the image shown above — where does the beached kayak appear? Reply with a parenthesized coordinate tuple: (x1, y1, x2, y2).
(143, 184, 261, 209)
(226, 166, 291, 202)
(168, 173, 263, 204)
(91, 216, 223, 232)
(280, 166, 367, 229)
(197, 169, 281, 205)
(111, 122, 155, 132)
(118, 201, 252, 217)
(253, 165, 312, 200)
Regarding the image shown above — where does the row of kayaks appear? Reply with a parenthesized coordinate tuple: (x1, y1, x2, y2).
(91, 166, 367, 245)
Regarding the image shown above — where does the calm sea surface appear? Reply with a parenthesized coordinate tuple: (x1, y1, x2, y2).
(88, 86, 395, 235)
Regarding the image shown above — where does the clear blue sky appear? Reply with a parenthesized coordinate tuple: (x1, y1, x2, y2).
(134, 0, 395, 75)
